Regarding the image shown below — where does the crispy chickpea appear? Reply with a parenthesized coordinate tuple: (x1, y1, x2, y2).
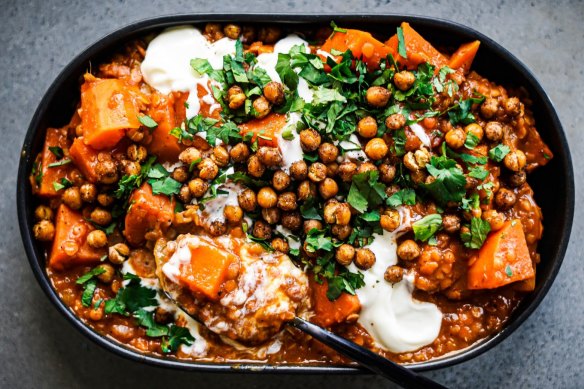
(207, 220, 227, 236)
(227, 85, 246, 110)
(484, 121, 504, 142)
(384, 265, 404, 284)
(258, 26, 281, 44)
(247, 154, 266, 178)
(445, 128, 466, 149)
(79, 183, 97, 203)
(318, 143, 339, 164)
(238, 188, 257, 212)
(271, 237, 289, 253)
(355, 248, 376, 270)
(483, 209, 506, 231)
(336, 244, 355, 266)
(188, 178, 209, 198)
(126, 127, 145, 143)
(414, 148, 431, 167)
(263, 81, 285, 105)
(297, 180, 316, 201)
(253, 96, 271, 119)
(224, 205, 243, 225)
(127, 144, 147, 162)
(299, 129, 321, 152)
(366, 86, 391, 108)
(403, 152, 420, 171)
(281, 211, 302, 231)
(95, 156, 118, 184)
(170, 166, 189, 183)
(241, 25, 256, 43)
(385, 113, 406, 130)
(272, 170, 291, 191)
(357, 162, 378, 175)
(393, 70, 416, 91)
(257, 187, 278, 208)
(62, 187, 82, 210)
(262, 207, 281, 224)
(96, 264, 115, 283)
(34, 205, 53, 221)
(229, 142, 250, 163)
(197, 158, 219, 180)
(465, 123, 484, 142)
(97, 193, 114, 207)
(338, 161, 358, 182)
(397, 240, 421, 260)
(357, 116, 378, 138)
(223, 23, 241, 39)
(324, 201, 351, 225)
(87, 230, 107, 248)
(68, 169, 84, 187)
(120, 160, 141, 176)
(303, 219, 323, 234)
(480, 97, 499, 119)
(379, 163, 396, 183)
(442, 214, 461, 234)
(364, 138, 389, 160)
(326, 162, 339, 177)
(33, 220, 55, 241)
(252, 220, 273, 240)
(503, 150, 527, 172)
(212, 146, 230, 167)
(308, 162, 327, 182)
(179, 147, 202, 165)
(331, 224, 352, 240)
(508, 170, 527, 188)
(503, 97, 521, 116)
(319, 178, 339, 199)
(108, 243, 130, 264)
(289, 160, 308, 180)
(277, 192, 297, 211)
(90, 208, 112, 226)
(204, 22, 224, 40)
(380, 209, 400, 232)
(495, 188, 517, 210)
(257, 147, 282, 167)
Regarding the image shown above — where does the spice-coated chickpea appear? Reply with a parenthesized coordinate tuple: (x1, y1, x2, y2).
(355, 248, 376, 270)
(364, 138, 389, 160)
(90, 208, 112, 226)
(366, 86, 391, 108)
(230, 142, 250, 163)
(96, 263, 115, 283)
(261, 207, 281, 224)
(299, 129, 321, 152)
(271, 237, 289, 253)
(33, 220, 55, 241)
(238, 188, 257, 212)
(204, 23, 224, 41)
(465, 123, 484, 142)
(62, 187, 82, 210)
(188, 178, 209, 198)
(503, 97, 521, 116)
(108, 243, 130, 265)
(326, 162, 339, 178)
(247, 154, 266, 178)
(318, 143, 339, 164)
(80, 183, 97, 203)
(253, 96, 271, 119)
(197, 158, 219, 180)
(277, 192, 297, 211)
(482, 209, 506, 231)
(385, 113, 406, 131)
(397, 240, 421, 260)
(384, 265, 404, 284)
(393, 70, 416, 91)
(336, 244, 355, 266)
(308, 162, 327, 182)
(87, 230, 108, 248)
(263, 81, 285, 105)
(297, 180, 316, 201)
(445, 128, 466, 149)
(224, 205, 243, 225)
(272, 170, 291, 191)
(318, 178, 339, 199)
(280, 211, 302, 231)
(121, 160, 141, 176)
(495, 188, 517, 210)
(289, 160, 308, 180)
(331, 224, 352, 240)
(442, 214, 461, 233)
(34, 205, 53, 221)
(127, 144, 147, 163)
(357, 162, 378, 175)
(257, 187, 278, 208)
(258, 26, 282, 44)
(338, 161, 358, 182)
(480, 97, 499, 119)
(503, 150, 527, 172)
(380, 209, 400, 232)
(303, 219, 323, 235)
(257, 147, 282, 167)
(227, 85, 246, 110)
(179, 147, 201, 165)
(508, 170, 527, 188)
(207, 220, 227, 236)
(223, 23, 242, 39)
(357, 116, 378, 138)
(126, 127, 145, 143)
(97, 193, 114, 207)
(171, 166, 189, 183)
(484, 121, 504, 142)
(379, 164, 396, 183)
(252, 220, 273, 240)
(96, 154, 118, 184)
(213, 146, 230, 167)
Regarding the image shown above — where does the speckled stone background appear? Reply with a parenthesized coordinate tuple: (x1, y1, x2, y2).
(1, 1, 583, 388)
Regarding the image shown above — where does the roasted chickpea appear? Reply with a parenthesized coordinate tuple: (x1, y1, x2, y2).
(319, 178, 339, 199)
(379, 164, 396, 183)
(263, 81, 285, 105)
(289, 160, 308, 181)
(480, 97, 499, 119)
(357, 116, 378, 138)
(272, 170, 291, 191)
(261, 207, 281, 224)
(257, 147, 282, 167)
(326, 162, 339, 177)
(90, 208, 112, 226)
(127, 144, 147, 163)
(258, 26, 281, 44)
(97, 193, 114, 207)
(380, 209, 400, 232)
(303, 219, 323, 234)
(364, 138, 389, 160)
(308, 162, 327, 182)
(227, 85, 246, 110)
(120, 160, 141, 176)
(503, 97, 521, 116)
(357, 161, 378, 175)
(297, 180, 316, 201)
(62, 187, 82, 210)
(212, 146, 230, 167)
(385, 113, 406, 130)
(253, 96, 271, 119)
(223, 23, 241, 39)
(445, 128, 466, 149)
(384, 265, 404, 284)
(179, 147, 202, 165)
(109, 243, 130, 264)
(503, 150, 527, 172)
(171, 166, 189, 183)
(197, 158, 219, 180)
(482, 209, 506, 231)
(318, 143, 339, 164)
(79, 183, 97, 203)
(204, 22, 224, 40)
(247, 154, 266, 178)
(126, 127, 145, 143)
(34, 205, 53, 221)
(95, 155, 118, 184)
(230, 142, 250, 163)
(508, 170, 527, 188)
(336, 244, 355, 266)
(366, 86, 391, 108)
(484, 121, 504, 142)
(224, 205, 243, 225)
(277, 192, 297, 211)
(324, 201, 351, 225)
(393, 70, 416, 91)
(442, 214, 461, 233)
(299, 129, 321, 152)
(96, 264, 115, 283)
(207, 220, 227, 236)
(397, 240, 421, 260)
(33, 220, 55, 241)
(355, 248, 376, 270)
(241, 25, 256, 43)
(87, 230, 108, 248)
(188, 178, 209, 198)
(252, 220, 273, 240)
(495, 188, 517, 210)
(331, 224, 352, 240)
(338, 161, 358, 182)
(281, 211, 302, 231)
(465, 123, 484, 142)
(68, 168, 84, 187)
(257, 187, 278, 208)
(238, 188, 257, 212)
(271, 237, 289, 253)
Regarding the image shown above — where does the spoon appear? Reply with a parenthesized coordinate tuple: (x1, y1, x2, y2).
(160, 290, 445, 389)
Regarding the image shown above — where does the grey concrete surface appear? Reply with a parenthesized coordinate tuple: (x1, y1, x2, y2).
(1, 1, 583, 388)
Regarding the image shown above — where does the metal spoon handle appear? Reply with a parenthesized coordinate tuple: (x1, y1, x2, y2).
(290, 317, 446, 389)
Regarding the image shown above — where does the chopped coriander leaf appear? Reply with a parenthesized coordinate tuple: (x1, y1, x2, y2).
(468, 166, 489, 180)
(305, 228, 335, 253)
(104, 273, 157, 315)
(150, 176, 182, 196)
(81, 279, 98, 307)
(134, 309, 170, 337)
(227, 171, 268, 188)
(387, 188, 416, 208)
(326, 270, 365, 301)
(505, 264, 513, 277)
(48, 146, 64, 159)
(275, 53, 299, 90)
(489, 144, 511, 162)
(464, 132, 480, 149)
(205, 122, 243, 146)
(300, 197, 322, 220)
(461, 192, 480, 211)
(161, 325, 194, 353)
(459, 153, 488, 166)
(52, 177, 73, 191)
(47, 159, 72, 168)
(347, 171, 387, 213)
(76, 267, 106, 284)
(396, 26, 407, 58)
(412, 214, 442, 242)
(281, 127, 295, 140)
(138, 114, 158, 129)
(360, 210, 380, 222)
(461, 217, 491, 249)
(424, 152, 466, 205)
(330, 21, 347, 33)
(448, 97, 484, 125)
(32, 161, 43, 186)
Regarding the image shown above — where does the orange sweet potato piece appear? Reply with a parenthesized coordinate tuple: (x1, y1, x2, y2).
(147, 92, 187, 162)
(385, 22, 448, 69)
(310, 278, 361, 327)
(448, 40, 480, 73)
(49, 204, 107, 270)
(80, 77, 141, 149)
(35, 127, 72, 197)
(176, 242, 236, 301)
(320, 29, 393, 69)
(69, 137, 100, 183)
(123, 183, 174, 246)
(468, 219, 535, 289)
(238, 113, 287, 148)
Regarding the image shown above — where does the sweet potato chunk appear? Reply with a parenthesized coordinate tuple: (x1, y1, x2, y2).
(310, 278, 361, 327)
(448, 40, 481, 74)
(69, 137, 100, 183)
(34, 127, 72, 197)
(320, 29, 393, 69)
(146, 92, 187, 162)
(385, 22, 448, 69)
(238, 113, 287, 148)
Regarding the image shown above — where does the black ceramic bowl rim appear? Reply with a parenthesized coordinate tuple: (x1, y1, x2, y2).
(17, 13, 574, 374)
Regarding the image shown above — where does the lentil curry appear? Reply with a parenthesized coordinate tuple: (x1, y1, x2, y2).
(29, 21, 552, 365)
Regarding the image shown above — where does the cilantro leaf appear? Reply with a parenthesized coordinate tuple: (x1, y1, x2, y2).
(424, 153, 467, 205)
(47, 159, 72, 168)
(161, 325, 194, 353)
(150, 176, 181, 196)
(81, 279, 98, 307)
(397, 26, 407, 58)
(347, 171, 387, 213)
(326, 270, 365, 300)
(461, 217, 491, 249)
(468, 166, 489, 181)
(412, 214, 442, 242)
(448, 97, 484, 125)
(305, 228, 335, 253)
(489, 144, 511, 162)
(48, 146, 64, 159)
(134, 309, 170, 337)
(104, 273, 157, 315)
(76, 267, 106, 285)
(300, 197, 322, 220)
(330, 21, 347, 33)
(205, 122, 243, 146)
(138, 115, 158, 129)
(52, 177, 72, 192)
(464, 132, 480, 149)
(387, 188, 417, 208)
(275, 53, 299, 90)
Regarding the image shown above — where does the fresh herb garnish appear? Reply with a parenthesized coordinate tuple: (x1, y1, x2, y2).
(424, 145, 466, 205)
(397, 26, 407, 59)
(461, 217, 491, 249)
(47, 159, 72, 168)
(48, 146, 64, 159)
(387, 188, 416, 208)
(138, 114, 158, 129)
(488, 144, 511, 162)
(347, 171, 387, 213)
(412, 214, 443, 242)
(52, 177, 73, 191)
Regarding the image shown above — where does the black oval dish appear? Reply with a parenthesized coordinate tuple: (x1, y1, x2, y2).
(17, 14, 574, 373)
